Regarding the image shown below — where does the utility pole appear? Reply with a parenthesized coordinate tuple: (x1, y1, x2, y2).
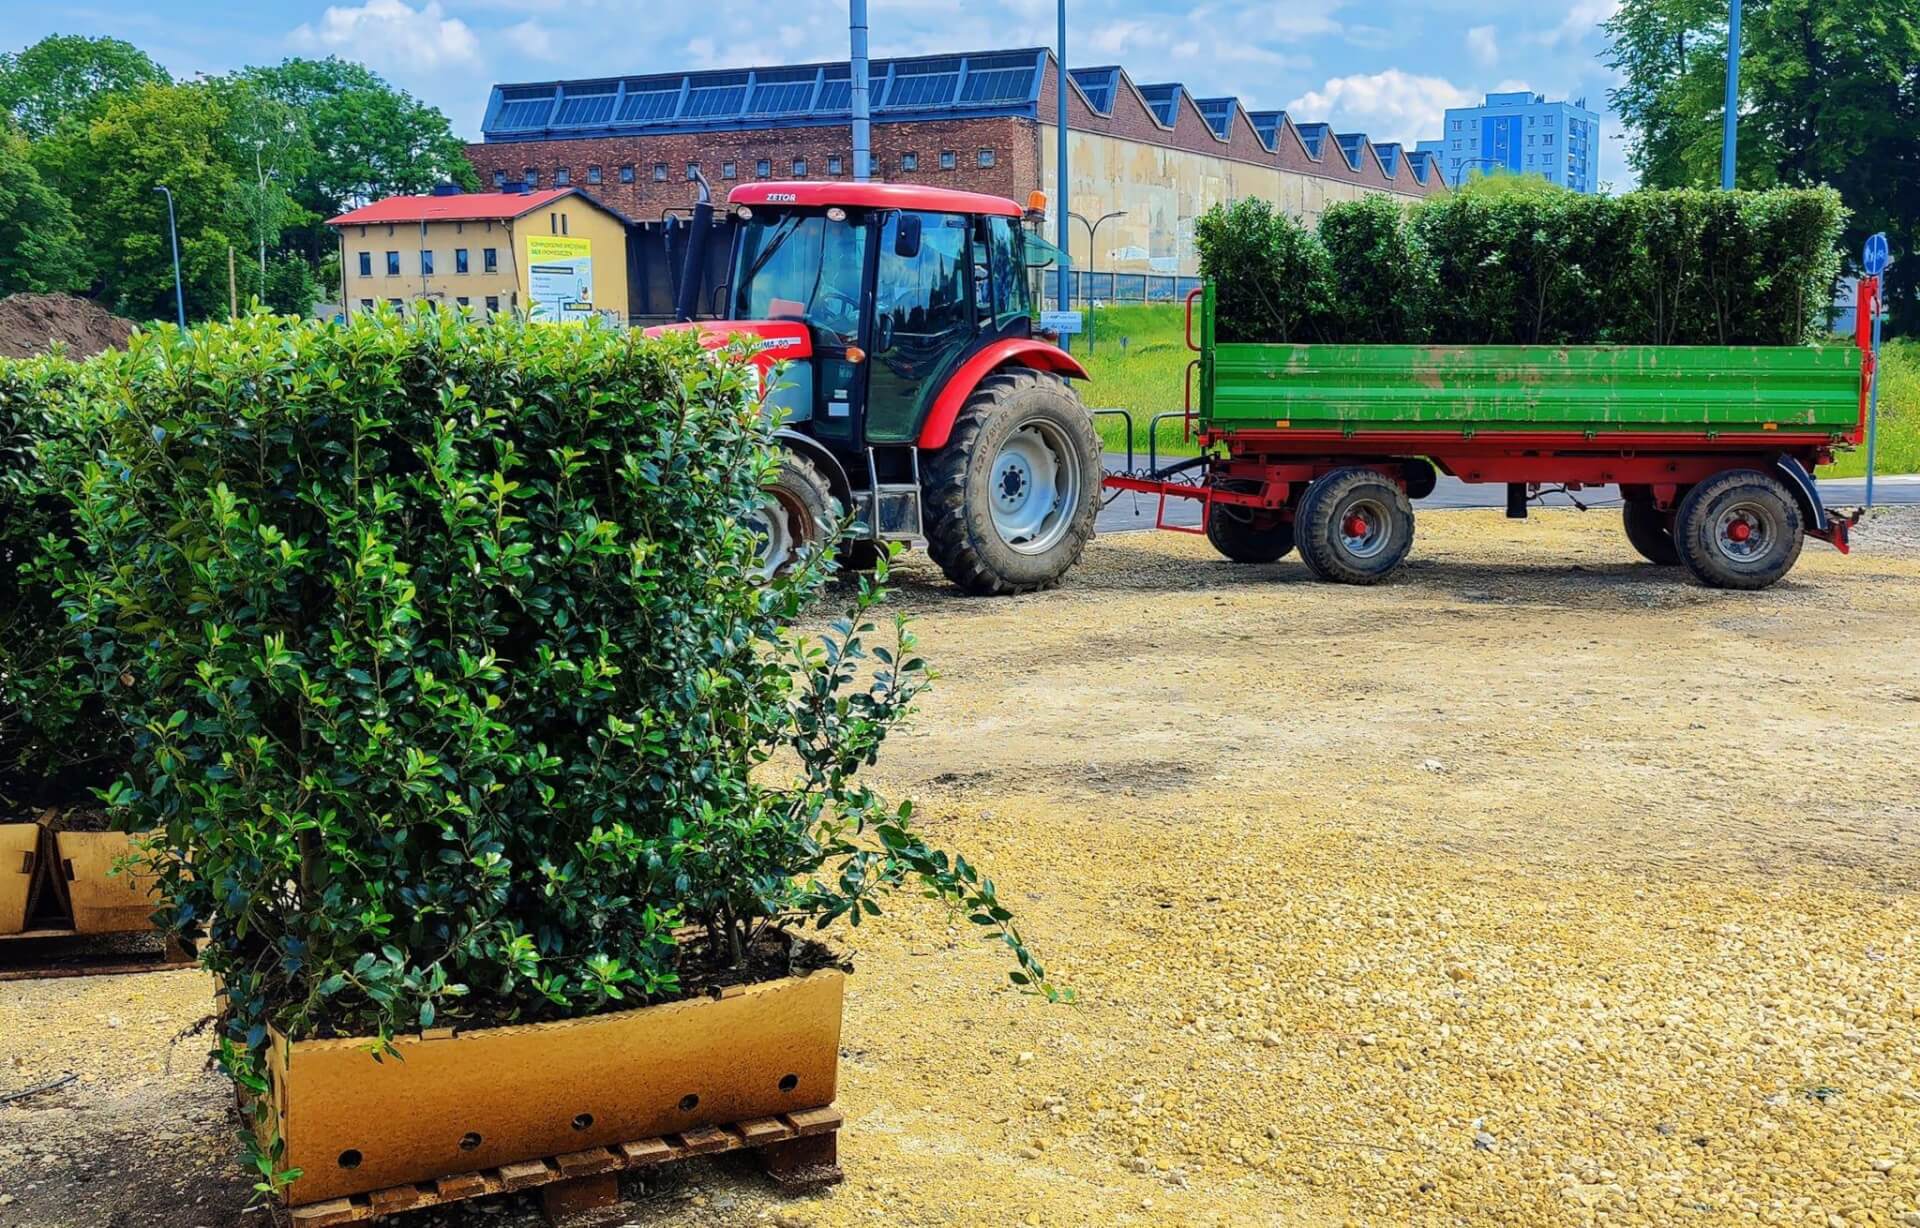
(1720, 0, 1742, 189)
(229, 246, 238, 318)
(154, 185, 186, 329)
(850, 0, 872, 182)
(1055, 0, 1072, 348)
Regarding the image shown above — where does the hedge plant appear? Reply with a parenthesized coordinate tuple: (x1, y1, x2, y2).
(1196, 186, 1847, 347)
(32, 309, 1061, 1193)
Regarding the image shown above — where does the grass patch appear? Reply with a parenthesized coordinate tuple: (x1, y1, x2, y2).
(1823, 338, 1918, 478)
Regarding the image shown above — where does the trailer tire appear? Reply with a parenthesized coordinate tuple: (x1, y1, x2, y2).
(1673, 469, 1804, 590)
(1621, 498, 1681, 566)
(1205, 495, 1294, 564)
(922, 369, 1100, 596)
(1294, 468, 1415, 585)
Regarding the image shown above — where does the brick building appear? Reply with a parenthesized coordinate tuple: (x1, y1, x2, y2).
(467, 47, 1445, 310)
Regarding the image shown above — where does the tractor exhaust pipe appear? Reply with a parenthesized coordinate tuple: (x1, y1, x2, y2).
(673, 169, 714, 323)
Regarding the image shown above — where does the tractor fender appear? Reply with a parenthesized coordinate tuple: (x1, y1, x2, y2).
(775, 429, 853, 504)
(1771, 454, 1832, 534)
(916, 340, 1090, 450)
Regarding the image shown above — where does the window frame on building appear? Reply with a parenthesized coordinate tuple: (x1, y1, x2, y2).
(619, 164, 635, 183)
(455, 248, 470, 275)
(792, 157, 808, 177)
(385, 251, 401, 276)
(722, 161, 738, 179)
(686, 161, 701, 181)
(554, 167, 571, 186)
(827, 155, 843, 175)
(940, 150, 956, 171)
(358, 251, 372, 277)
(493, 169, 507, 188)
(485, 294, 500, 315)
(524, 167, 539, 188)
(652, 163, 669, 182)
(901, 151, 918, 172)
(483, 247, 498, 274)
(420, 249, 435, 276)
(756, 158, 771, 178)
(587, 165, 602, 184)
(977, 149, 996, 168)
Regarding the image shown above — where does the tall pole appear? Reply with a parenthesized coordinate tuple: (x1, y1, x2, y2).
(1055, 0, 1071, 339)
(154, 185, 186, 329)
(1720, 0, 1742, 189)
(850, 0, 872, 182)
(254, 140, 269, 290)
(1071, 209, 1123, 353)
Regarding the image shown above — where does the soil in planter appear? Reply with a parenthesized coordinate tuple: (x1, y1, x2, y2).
(35, 806, 114, 833)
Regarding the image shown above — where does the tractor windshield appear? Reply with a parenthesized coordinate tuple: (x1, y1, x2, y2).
(730, 211, 869, 345)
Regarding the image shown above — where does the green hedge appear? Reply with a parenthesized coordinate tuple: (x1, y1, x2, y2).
(1197, 187, 1847, 346)
(10, 310, 1062, 1191)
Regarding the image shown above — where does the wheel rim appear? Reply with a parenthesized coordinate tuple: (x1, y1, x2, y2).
(990, 419, 1080, 554)
(1712, 500, 1776, 566)
(747, 489, 808, 578)
(1337, 497, 1393, 560)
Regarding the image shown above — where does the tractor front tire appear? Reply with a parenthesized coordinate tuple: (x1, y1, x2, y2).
(751, 450, 839, 579)
(922, 369, 1100, 596)
(1622, 497, 1681, 565)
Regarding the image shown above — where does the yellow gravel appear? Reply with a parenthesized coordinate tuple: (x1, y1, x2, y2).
(3, 507, 1918, 1228)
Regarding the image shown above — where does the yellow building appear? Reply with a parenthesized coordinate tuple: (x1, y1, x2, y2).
(328, 188, 633, 323)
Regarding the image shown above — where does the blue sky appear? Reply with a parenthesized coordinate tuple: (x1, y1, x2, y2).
(3, 0, 1634, 186)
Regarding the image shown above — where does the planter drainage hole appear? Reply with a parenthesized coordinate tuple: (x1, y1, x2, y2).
(571, 1113, 594, 1131)
(779, 1074, 799, 1092)
(678, 1094, 700, 1112)
(337, 1149, 362, 1170)
(459, 1132, 482, 1151)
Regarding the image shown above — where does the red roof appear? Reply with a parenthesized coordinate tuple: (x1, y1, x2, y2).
(727, 181, 1023, 218)
(327, 189, 580, 227)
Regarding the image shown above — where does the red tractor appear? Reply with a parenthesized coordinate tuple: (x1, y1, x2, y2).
(651, 181, 1100, 595)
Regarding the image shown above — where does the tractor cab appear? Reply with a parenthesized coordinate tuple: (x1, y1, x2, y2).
(659, 181, 1098, 596)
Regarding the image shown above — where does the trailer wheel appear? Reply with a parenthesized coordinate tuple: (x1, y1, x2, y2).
(1294, 468, 1415, 584)
(1673, 469, 1804, 590)
(750, 450, 839, 579)
(922, 369, 1100, 596)
(1621, 498, 1681, 566)
(1205, 490, 1294, 564)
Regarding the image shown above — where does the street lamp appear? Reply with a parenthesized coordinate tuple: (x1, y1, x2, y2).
(1720, 0, 1742, 189)
(153, 185, 186, 329)
(1069, 209, 1124, 353)
(1055, 0, 1072, 350)
(1452, 156, 1504, 186)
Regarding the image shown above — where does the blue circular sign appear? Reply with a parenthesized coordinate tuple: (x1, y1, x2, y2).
(1863, 232, 1890, 276)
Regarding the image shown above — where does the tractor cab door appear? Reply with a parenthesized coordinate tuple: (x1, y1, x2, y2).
(863, 211, 980, 444)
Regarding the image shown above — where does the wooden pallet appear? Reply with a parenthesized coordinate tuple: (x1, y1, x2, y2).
(0, 930, 196, 981)
(289, 1106, 845, 1226)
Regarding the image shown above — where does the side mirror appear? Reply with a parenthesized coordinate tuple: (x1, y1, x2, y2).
(894, 214, 923, 260)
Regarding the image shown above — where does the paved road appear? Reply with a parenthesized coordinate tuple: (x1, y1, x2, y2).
(1096, 455, 1920, 536)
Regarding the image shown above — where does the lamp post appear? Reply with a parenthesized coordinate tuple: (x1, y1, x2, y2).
(1453, 156, 1503, 187)
(1070, 209, 1124, 353)
(154, 185, 186, 329)
(1055, 0, 1072, 350)
(1721, 0, 1742, 189)
(850, 0, 872, 182)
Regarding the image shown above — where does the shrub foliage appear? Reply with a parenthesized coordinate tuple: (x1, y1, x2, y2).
(11, 309, 1061, 1190)
(1197, 186, 1847, 346)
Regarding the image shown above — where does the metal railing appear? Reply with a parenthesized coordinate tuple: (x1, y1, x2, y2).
(1040, 270, 1204, 305)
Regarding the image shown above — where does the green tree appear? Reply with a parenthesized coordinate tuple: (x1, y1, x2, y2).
(0, 123, 88, 295)
(1605, 0, 1920, 332)
(34, 82, 243, 321)
(0, 34, 169, 139)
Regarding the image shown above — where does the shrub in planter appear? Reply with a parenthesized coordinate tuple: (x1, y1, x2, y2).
(1194, 197, 1336, 343)
(59, 309, 1060, 1195)
(1315, 195, 1435, 344)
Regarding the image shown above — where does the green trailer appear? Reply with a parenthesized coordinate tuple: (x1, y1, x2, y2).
(1105, 285, 1873, 590)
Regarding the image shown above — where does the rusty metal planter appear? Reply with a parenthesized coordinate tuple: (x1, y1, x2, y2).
(268, 967, 846, 1206)
(0, 824, 39, 935)
(54, 830, 159, 935)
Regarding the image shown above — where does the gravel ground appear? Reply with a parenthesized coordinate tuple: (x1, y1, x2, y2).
(3, 507, 1918, 1228)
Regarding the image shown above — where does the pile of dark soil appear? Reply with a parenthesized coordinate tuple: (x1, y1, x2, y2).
(0, 292, 136, 359)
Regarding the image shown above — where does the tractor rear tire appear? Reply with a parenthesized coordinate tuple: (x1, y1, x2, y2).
(922, 369, 1100, 596)
(752, 450, 839, 579)
(1622, 497, 1681, 565)
(1205, 503, 1295, 564)
(1293, 467, 1415, 585)
(1672, 469, 1804, 590)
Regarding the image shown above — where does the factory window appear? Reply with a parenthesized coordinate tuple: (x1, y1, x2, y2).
(385, 251, 400, 276)
(653, 163, 668, 182)
(619, 164, 635, 183)
(493, 169, 507, 187)
(357, 251, 371, 277)
(420, 249, 434, 275)
(587, 165, 602, 184)
(485, 295, 500, 315)
(756, 158, 771, 177)
(555, 167, 571, 186)
(524, 167, 538, 187)
(940, 150, 956, 170)
(687, 161, 701, 180)
(722, 161, 737, 179)
(792, 157, 807, 177)
(483, 248, 498, 273)
(977, 149, 996, 168)
(455, 248, 469, 274)
(901, 152, 918, 172)
(828, 155, 843, 175)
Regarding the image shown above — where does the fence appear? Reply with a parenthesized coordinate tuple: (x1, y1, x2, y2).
(1039, 270, 1204, 306)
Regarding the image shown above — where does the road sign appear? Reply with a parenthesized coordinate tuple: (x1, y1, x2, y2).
(1040, 310, 1084, 335)
(1863, 232, 1890, 277)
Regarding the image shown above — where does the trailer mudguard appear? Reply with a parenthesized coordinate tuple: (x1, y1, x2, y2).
(1773, 454, 1853, 553)
(916, 340, 1089, 450)
(776, 429, 853, 504)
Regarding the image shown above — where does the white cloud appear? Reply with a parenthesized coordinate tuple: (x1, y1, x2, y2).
(289, 0, 481, 72)
(1466, 25, 1499, 67)
(504, 19, 557, 61)
(1287, 69, 1475, 145)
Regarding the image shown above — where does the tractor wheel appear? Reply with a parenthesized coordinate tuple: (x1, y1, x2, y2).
(749, 450, 838, 579)
(1205, 503, 1294, 564)
(922, 369, 1100, 596)
(1621, 497, 1681, 565)
(1293, 467, 1415, 585)
(1673, 469, 1804, 590)
(837, 540, 890, 576)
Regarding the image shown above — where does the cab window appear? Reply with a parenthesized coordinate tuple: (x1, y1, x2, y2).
(987, 216, 1030, 328)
